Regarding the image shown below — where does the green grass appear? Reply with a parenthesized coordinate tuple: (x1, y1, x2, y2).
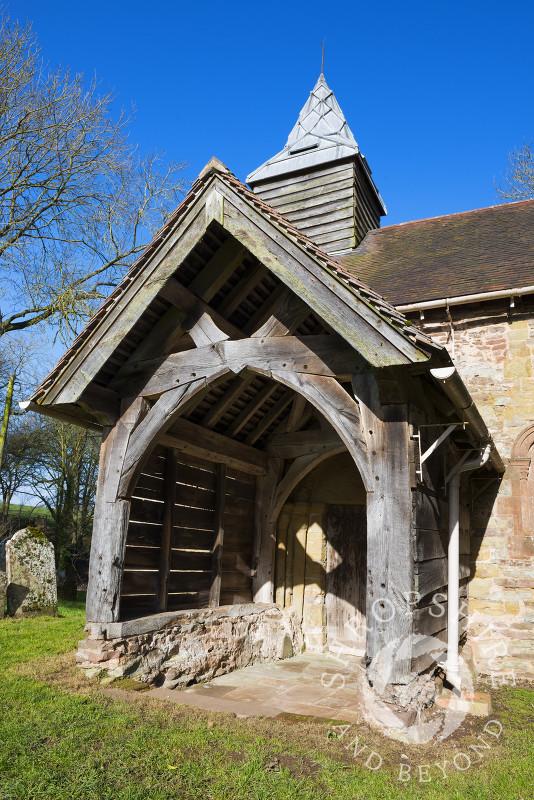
(0, 604, 533, 799)
(3, 503, 55, 522)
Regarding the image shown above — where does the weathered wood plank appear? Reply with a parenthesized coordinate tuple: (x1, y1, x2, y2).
(415, 530, 470, 561)
(222, 552, 253, 575)
(173, 506, 215, 531)
(157, 449, 177, 612)
(259, 174, 355, 206)
(49, 199, 210, 405)
(167, 571, 212, 593)
(266, 429, 341, 459)
(174, 482, 216, 510)
(416, 556, 470, 598)
(78, 383, 120, 426)
(123, 335, 367, 398)
(175, 462, 217, 491)
(352, 372, 413, 683)
(270, 444, 346, 522)
(245, 392, 293, 445)
(161, 417, 268, 475)
(129, 497, 164, 524)
(200, 374, 253, 429)
(225, 383, 278, 438)
(209, 464, 226, 607)
(326, 505, 367, 651)
(121, 570, 159, 595)
(160, 277, 243, 340)
(119, 376, 221, 497)
(170, 527, 214, 550)
(86, 398, 152, 622)
(170, 549, 213, 572)
(255, 161, 353, 194)
(123, 546, 160, 571)
(167, 591, 210, 611)
(274, 506, 291, 607)
(126, 521, 162, 547)
(251, 291, 309, 338)
(224, 474, 256, 500)
(252, 457, 284, 603)
(187, 237, 246, 302)
(220, 571, 251, 592)
(180, 309, 230, 347)
(242, 283, 287, 336)
(272, 370, 372, 491)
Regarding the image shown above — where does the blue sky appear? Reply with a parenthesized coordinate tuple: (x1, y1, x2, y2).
(9, 0, 534, 227)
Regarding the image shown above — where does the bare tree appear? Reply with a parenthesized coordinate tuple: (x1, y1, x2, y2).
(496, 141, 534, 201)
(0, 15, 188, 340)
(0, 413, 45, 524)
(30, 419, 99, 582)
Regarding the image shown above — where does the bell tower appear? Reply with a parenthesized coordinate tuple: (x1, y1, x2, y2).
(247, 73, 386, 253)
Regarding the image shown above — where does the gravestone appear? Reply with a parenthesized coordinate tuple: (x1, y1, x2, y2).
(0, 537, 7, 619)
(0, 570, 6, 619)
(5, 528, 57, 617)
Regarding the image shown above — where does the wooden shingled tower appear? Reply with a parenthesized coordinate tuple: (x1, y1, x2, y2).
(247, 73, 386, 253)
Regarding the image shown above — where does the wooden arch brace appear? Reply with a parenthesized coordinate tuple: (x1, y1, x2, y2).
(86, 362, 372, 623)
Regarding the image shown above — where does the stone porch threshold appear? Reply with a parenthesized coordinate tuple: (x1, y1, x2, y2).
(147, 652, 365, 721)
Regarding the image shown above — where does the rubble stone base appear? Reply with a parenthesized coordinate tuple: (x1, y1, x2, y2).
(77, 603, 303, 688)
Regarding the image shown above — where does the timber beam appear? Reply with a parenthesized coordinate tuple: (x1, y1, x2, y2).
(265, 428, 342, 459)
(159, 277, 243, 339)
(113, 335, 367, 398)
(160, 417, 269, 475)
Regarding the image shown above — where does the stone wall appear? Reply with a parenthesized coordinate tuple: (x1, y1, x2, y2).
(410, 298, 534, 680)
(77, 603, 303, 688)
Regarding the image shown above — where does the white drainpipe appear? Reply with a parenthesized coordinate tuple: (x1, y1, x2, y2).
(445, 444, 491, 691)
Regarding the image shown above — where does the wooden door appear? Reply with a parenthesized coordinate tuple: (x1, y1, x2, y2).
(325, 504, 367, 655)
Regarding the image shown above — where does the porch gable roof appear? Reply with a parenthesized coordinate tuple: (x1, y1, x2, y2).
(28, 158, 447, 411)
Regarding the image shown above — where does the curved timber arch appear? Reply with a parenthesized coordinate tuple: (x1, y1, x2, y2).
(118, 359, 373, 499)
(270, 443, 347, 523)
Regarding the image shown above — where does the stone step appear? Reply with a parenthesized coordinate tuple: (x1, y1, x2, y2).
(435, 689, 492, 716)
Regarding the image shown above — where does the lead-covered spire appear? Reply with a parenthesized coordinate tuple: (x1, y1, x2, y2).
(247, 73, 360, 184)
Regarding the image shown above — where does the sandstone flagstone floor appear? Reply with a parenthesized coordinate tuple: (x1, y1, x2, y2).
(149, 653, 365, 721)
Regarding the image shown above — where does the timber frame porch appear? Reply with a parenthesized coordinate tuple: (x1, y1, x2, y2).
(25, 159, 503, 692)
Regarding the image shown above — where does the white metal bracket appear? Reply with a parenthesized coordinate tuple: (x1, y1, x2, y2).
(412, 423, 466, 480)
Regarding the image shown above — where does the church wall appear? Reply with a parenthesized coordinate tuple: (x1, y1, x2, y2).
(408, 297, 534, 681)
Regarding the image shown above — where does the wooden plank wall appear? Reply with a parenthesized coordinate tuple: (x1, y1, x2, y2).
(120, 449, 256, 619)
(121, 445, 166, 617)
(253, 160, 382, 253)
(253, 163, 356, 253)
(412, 425, 470, 651)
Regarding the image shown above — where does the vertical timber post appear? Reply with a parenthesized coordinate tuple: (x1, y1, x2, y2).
(352, 372, 413, 687)
(85, 397, 149, 624)
(209, 463, 227, 607)
(252, 457, 284, 603)
(157, 448, 177, 612)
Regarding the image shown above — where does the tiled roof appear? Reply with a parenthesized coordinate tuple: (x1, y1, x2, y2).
(31, 160, 444, 404)
(336, 200, 534, 306)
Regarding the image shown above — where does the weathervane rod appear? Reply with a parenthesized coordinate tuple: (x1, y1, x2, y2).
(321, 39, 326, 74)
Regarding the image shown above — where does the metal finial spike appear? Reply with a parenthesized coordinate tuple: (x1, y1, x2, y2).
(321, 39, 326, 75)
